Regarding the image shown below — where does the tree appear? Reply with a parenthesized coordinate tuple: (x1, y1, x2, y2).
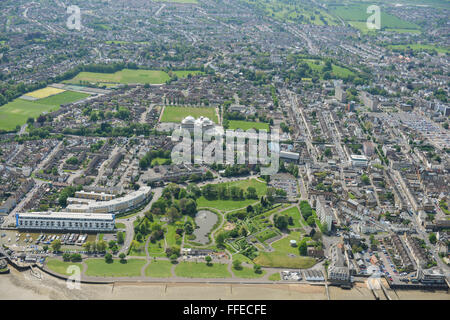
(119, 253, 127, 263)
(96, 240, 107, 253)
(170, 254, 178, 263)
(299, 239, 308, 256)
(429, 233, 437, 244)
(117, 232, 124, 245)
(51, 239, 62, 252)
(205, 255, 212, 266)
(253, 264, 262, 274)
(246, 187, 258, 199)
(306, 215, 316, 227)
(70, 253, 82, 262)
(274, 215, 288, 230)
(233, 259, 242, 270)
(246, 205, 254, 213)
(83, 241, 92, 252)
(105, 253, 113, 263)
(62, 253, 71, 262)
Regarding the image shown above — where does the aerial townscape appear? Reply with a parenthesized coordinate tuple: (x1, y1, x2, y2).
(0, 0, 449, 301)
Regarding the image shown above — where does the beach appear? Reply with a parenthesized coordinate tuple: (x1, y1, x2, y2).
(0, 268, 448, 300)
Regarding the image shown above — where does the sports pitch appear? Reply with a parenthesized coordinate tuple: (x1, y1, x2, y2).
(0, 90, 90, 131)
(63, 69, 204, 85)
(160, 106, 219, 123)
(24, 87, 66, 99)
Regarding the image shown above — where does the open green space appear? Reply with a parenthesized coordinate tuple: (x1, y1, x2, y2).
(174, 261, 231, 278)
(232, 266, 266, 279)
(64, 69, 170, 85)
(271, 232, 302, 255)
(84, 258, 146, 277)
(387, 44, 449, 54)
(145, 260, 173, 278)
(280, 207, 303, 229)
(227, 120, 270, 131)
(0, 99, 59, 131)
(46, 259, 82, 276)
(197, 179, 267, 211)
(36, 90, 90, 106)
(254, 251, 316, 269)
(160, 106, 218, 123)
(115, 223, 126, 229)
(268, 272, 281, 281)
(330, 3, 420, 32)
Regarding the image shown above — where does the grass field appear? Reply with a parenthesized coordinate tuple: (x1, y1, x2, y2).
(387, 44, 449, 54)
(280, 207, 303, 229)
(160, 106, 219, 123)
(46, 259, 82, 276)
(85, 258, 146, 277)
(227, 120, 270, 131)
(330, 3, 420, 32)
(232, 266, 266, 279)
(197, 179, 267, 211)
(0, 99, 59, 131)
(271, 231, 302, 255)
(64, 69, 171, 85)
(115, 223, 126, 229)
(24, 87, 65, 99)
(174, 262, 231, 278)
(268, 272, 281, 281)
(36, 91, 90, 106)
(254, 251, 316, 269)
(151, 157, 170, 166)
(145, 260, 173, 278)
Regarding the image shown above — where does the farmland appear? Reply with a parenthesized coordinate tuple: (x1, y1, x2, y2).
(160, 106, 219, 123)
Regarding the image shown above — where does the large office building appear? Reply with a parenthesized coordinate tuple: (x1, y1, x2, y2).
(350, 154, 369, 167)
(180, 116, 215, 133)
(16, 211, 115, 232)
(66, 186, 151, 214)
(74, 190, 115, 201)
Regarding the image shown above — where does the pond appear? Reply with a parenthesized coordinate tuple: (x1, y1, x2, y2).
(193, 210, 218, 245)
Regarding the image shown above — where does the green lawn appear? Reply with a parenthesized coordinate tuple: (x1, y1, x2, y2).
(268, 272, 281, 281)
(227, 120, 270, 131)
(115, 223, 126, 229)
(197, 179, 267, 211)
(160, 106, 218, 123)
(271, 232, 302, 255)
(145, 260, 173, 278)
(174, 262, 231, 278)
(36, 91, 90, 106)
(281, 207, 303, 229)
(254, 252, 316, 269)
(232, 267, 266, 279)
(387, 44, 449, 54)
(151, 157, 170, 166)
(330, 3, 420, 31)
(0, 99, 59, 131)
(64, 69, 171, 85)
(46, 259, 82, 276)
(173, 70, 204, 77)
(84, 258, 146, 277)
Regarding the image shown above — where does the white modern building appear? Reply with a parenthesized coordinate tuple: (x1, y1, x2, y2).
(66, 186, 151, 214)
(16, 212, 115, 232)
(181, 116, 215, 133)
(350, 154, 368, 167)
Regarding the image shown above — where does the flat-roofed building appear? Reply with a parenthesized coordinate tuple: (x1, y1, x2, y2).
(16, 211, 115, 232)
(350, 154, 368, 167)
(75, 190, 115, 201)
(66, 186, 151, 214)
